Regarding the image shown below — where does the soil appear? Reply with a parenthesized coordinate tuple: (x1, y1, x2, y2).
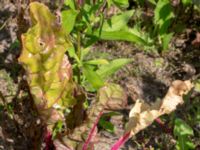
(0, 1, 199, 150)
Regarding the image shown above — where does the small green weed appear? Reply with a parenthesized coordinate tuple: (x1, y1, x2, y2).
(62, 0, 133, 91)
(174, 118, 195, 150)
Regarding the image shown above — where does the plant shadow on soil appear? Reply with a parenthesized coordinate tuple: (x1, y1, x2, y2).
(0, 46, 45, 149)
(0, 3, 45, 149)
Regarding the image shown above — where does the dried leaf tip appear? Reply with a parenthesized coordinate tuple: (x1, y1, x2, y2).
(112, 80, 193, 150)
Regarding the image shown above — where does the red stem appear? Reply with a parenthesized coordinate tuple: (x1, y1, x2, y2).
(111, 132, 131, 150)
(111, 118, 172, 150)
(155, 118, 164, 126)
(44, 129, 54, 150)
(82, 111, 103, 150)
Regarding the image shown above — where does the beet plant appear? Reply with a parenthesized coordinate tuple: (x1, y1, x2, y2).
(18, 2, 128, 149)
(17, 1, 195, 150)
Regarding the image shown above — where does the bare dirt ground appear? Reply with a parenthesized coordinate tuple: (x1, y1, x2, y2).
(0, 1, 200, 150)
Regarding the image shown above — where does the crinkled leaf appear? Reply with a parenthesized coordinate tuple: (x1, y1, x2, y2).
(98, 83, 127, 109)
(19, 2, 74, 123)
(112, 80, 193, 150)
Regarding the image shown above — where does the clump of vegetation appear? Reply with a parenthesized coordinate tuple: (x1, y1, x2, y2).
(0, 0, 199, 149)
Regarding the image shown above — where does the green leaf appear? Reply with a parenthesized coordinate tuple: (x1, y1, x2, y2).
(96, 58, 132, 79)
(106, 0, 113, 8)
(68, 47, 80, 63)
(182, 0, 192, 6)
(149, 0, 156, 5)
(154, 0, 174, 23)
(112, 0, 129, 8)
(176, 136, 195, 150)
(64, 0, 76, 10)
(102, 111, 121, 117)
(52, 121, 63, 139)
(10, 40, 20, 50)
(194, 79, 200, 92)
(102, 10, 134, 32)
(83, 65, 104, 89)
(159, 19, 173, 35)
(174, 119, 194, 136)
(82, 2, 103, 24)
(99, 118, 115, 133)
(61, 9, 78, 34)
(84, 59, 109, 65)
(92, 29, 147, 45)
(174, 118, 195, 150)
(81, 48, 90, 60)
(195, 107, 200, 123)
(161, 33, 173, 50)
(174, 118, 194, 136)
(154, 0, 174, 34)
